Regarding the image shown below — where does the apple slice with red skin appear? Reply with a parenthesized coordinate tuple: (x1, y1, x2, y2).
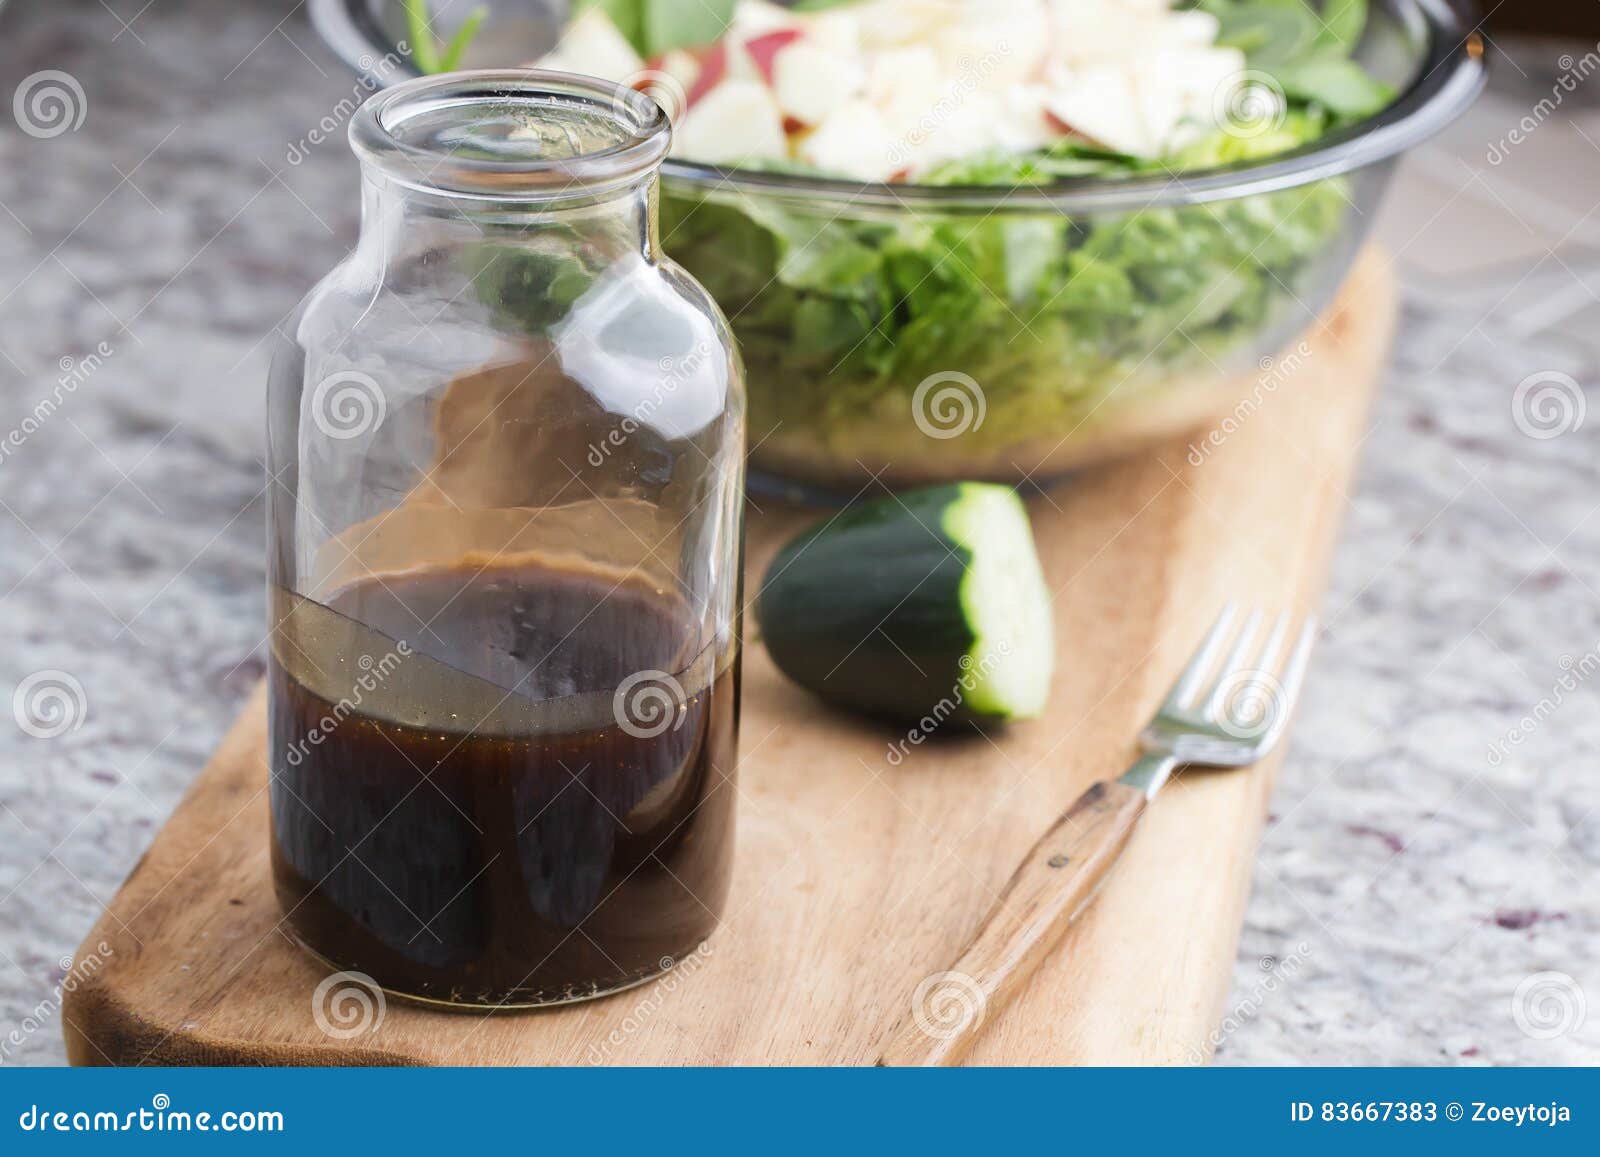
(1044, 108, 1094, 142)
(744, 28, 803, 85)
(685, 41, 728, 108)
(654, 27, 815, 123)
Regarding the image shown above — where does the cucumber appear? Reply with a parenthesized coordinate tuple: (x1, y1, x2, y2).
(756, 483, 1054, 727)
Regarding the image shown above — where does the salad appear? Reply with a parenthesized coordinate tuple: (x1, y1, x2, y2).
(416, 0, 1402, 488)
(539, 0, 1392, 181)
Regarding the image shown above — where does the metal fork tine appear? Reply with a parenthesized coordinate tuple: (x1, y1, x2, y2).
(1251, 612, 1292, 683)
(1142, 603, 1318, 767)
(1249, 616, 1316, 749)
(1276, 617, 1318, 710)
(1204, 608, 1262, 712)
(1164, 601, 1238, 711)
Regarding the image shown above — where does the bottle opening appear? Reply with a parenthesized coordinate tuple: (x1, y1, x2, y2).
(350, 69, 670, 198)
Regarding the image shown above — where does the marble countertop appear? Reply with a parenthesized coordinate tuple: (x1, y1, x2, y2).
(0, 1, 1595, 1066)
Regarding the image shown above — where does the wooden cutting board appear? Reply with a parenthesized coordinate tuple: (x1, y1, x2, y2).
(64, 251, 1394, 1067)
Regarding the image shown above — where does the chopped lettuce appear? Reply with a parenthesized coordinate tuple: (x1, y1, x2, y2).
(662, 122, 1350, 457)
(436, 1, 1392, 472)
(652, 0, 1385, 461)
(1200, 0, 1392, 117)
(573, 0, 737, 58)
(402, 0, 487, 73)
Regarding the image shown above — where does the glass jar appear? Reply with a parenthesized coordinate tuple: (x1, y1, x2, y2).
(264, 71, 745, 1008)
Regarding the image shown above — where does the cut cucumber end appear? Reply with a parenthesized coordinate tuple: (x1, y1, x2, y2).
(756, 482, 1054, 729)
(942, 484, 1055, 720)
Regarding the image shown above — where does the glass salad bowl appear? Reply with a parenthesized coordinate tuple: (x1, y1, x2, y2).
(312, 0, 1485, 496)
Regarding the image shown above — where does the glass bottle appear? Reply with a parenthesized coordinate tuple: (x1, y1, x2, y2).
(264, 72, 745, 1007)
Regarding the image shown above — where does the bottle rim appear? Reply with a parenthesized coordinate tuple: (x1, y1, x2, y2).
(348, 69, 671, 199)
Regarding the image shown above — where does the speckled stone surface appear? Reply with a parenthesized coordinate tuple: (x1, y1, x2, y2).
(0, 2, 1595, 1066)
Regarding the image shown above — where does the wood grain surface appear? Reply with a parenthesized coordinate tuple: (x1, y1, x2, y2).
(63, 250, 1395, 1067)
(874, 779, 1149, 1067)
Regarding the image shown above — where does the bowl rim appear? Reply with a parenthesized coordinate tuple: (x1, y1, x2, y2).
(311, 0, 1485, 212)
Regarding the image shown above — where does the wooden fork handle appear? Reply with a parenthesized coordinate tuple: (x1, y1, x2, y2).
(875, 780, 1148, 1067)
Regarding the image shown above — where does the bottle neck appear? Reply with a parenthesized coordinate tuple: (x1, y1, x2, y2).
(357, 170, 659, 264)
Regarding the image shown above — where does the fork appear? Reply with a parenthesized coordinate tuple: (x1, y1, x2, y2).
(875, 603, 1317, 1067)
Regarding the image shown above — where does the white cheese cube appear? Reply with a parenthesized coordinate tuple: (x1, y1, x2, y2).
(1045, 66, 1153, 155)
(541, 7, 643, 82)
(673, 79, 789, 164)
(798, 99, 900, 180)
(774, 42, 866, 127)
